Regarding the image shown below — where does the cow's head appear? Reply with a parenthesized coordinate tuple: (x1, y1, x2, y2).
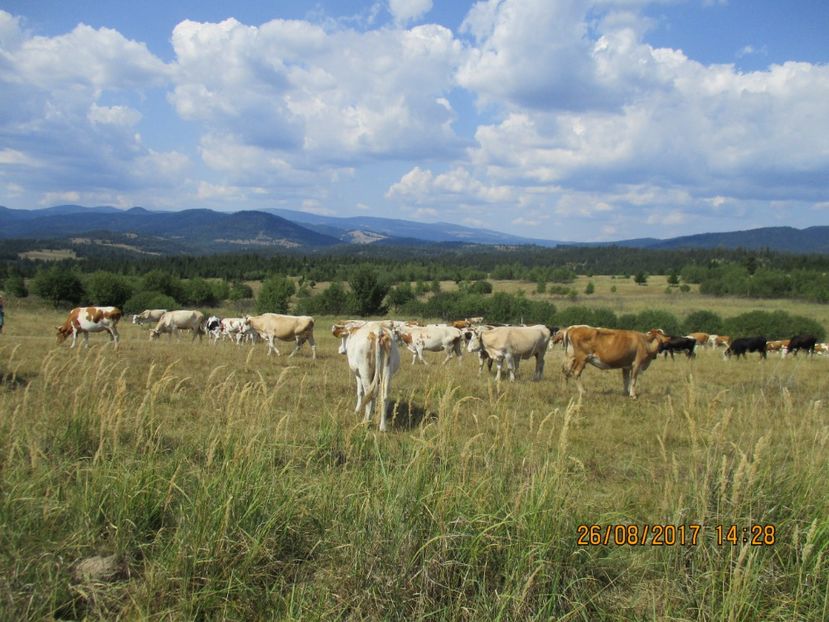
(149, 329, 160, 340)
(55, 325, 70, 344)
(466, 327, 484, 353)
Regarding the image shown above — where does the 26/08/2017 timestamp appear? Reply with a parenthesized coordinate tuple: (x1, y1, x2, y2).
(576, 524, 777, 546)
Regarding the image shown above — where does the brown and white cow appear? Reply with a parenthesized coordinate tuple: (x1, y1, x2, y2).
(562, 327, 662, 398)
(132, 309, 168, 325)
(765, 339, 791, 357)
(332, 320, 367, 354)
(242, 314, 316, 358)
(342, 321, 401, 432)
(466, 325, 551, 382)
(708, 334, 732, 349)
(450, 317, 484, 330)
(398, 324, 464, 365)
(56, 306, 122, 348)
(149, 310, 206, 342)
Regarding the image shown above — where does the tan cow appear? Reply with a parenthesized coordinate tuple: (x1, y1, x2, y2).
(466, 325, 551, 382)
(686, 332, 710, 348)
(149, 310, 206, 341)
(243, 314, 316, 358)
(56, 306, 122, 348)
(562, 327, 662, 398)
(132, 309, 167, 325)
(397, 324, 464, 365)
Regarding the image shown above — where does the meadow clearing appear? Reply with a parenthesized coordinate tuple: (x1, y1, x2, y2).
(0, 291, 827, 620)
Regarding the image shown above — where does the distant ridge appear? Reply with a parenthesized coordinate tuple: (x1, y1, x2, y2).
(1, 204, 828, 255)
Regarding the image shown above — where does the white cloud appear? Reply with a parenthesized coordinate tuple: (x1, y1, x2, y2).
(389, 0, 433, 25)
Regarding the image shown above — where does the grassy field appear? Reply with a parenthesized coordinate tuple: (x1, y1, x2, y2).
(1, 295, 828, 620)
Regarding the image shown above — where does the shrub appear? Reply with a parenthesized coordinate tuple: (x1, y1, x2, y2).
(683, 310, 723, 335)
(349, 268, 388, 316)
(85, 271, 133, 308)
(386, 282, 415, 311)
(467, 280, 493, 295)
(228, 282, 253, 301)
(183, 278, 218, 307)
(122, 291, 178, 315)
(722, 311, 826, 341)
(31, 266, 85, 307)
(585, 281, 595, 295)
(257, 275, 296, 314)
(142, 270, 184, 301)
(3, 272, 28, 298)
(623, 309, 681, 335)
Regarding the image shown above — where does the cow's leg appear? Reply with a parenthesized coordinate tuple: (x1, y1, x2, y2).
(82, 331, 91, 348)
(354, 376, 365, 414)
(288, 336, 304, 358)
(505, 354, 516, 382)
(308, 334, 317, 359)
(495, 357, 504, 382)
(442, 345, 453, 365)
(533, 351, 545, 380)
(110, 326, 120, 348)
(410, 349, 418, 365)
(378, 365, 391, 432)
(628, 366, 640, 398)
(622, 368, 632, 396)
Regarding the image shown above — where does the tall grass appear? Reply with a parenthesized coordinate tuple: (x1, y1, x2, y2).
(1, 313, 827, 620)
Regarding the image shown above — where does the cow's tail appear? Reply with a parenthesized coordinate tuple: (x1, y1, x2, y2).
(562, 328, 572, 356)
(362, 327, 386, 405)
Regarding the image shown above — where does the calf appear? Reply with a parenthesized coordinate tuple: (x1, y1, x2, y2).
(724, 337, 767, 360)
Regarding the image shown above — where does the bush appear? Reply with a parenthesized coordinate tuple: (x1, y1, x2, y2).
(122, 291, 178, 315)
(257, 275, 296, 314)
(722, 311, 825, 341)
(349, 268, 388, 316)
(683, 310, 723, 335)
(585, 281, 595, 295)
(228, 282, 253, 301)
(622, 309, 681, 335)
(467, 280, 493, 295)
(3, 272, 27, 298)
(183, 278, 218, 307)
(31, 266, 85, 307)
(554, 306, 619, 329)
(142, 270, 183, 302)
(210, 279, 230, 302)
(85, 271, 133, 308)
(300, 281, 351, 316)
(386, 282, 415, 311)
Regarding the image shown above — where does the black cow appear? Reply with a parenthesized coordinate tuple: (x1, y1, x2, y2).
(659, 336, 696, 359)
(724, 336, 767, 359)
(787, 334, 818, 356)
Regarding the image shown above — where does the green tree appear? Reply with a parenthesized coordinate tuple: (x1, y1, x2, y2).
(584, 281, 595, 295)
(184, 278, 217, 307)
(85, 271, 133, 308)
(683, 310, 723, 335)
(467, 280, 493, 295)
(142, 270, 183, 302)
(667, 271, 680, 286)
(634, 271, 648, 286)
(349, 268, 388, 316)
(228, 282, 254, 301)
(3, 272, 28, 298)
(31, 266, 85, 307)
(257, 275, 296, 313)
(386, 282, 415, 310)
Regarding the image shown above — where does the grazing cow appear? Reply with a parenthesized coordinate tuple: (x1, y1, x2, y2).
(765, 339, 791, 357)
(131, 309, 167, 325)
(466, 325, 551, 382)
(149, 310, 206, 342)
(343, 321, 401, 432)
(397, 324, 464, 365)
(562, 327, 662, 398)
(652, 332, 696, 359)
(724, 337, 767, 360)
(786, 334, 818, 356)
(450, 317, 485, 330)
(686, 332, 710, 348)
(56, 306, 122, 348)
(814, 343, 829, 355)
(242, 314, 316, 358)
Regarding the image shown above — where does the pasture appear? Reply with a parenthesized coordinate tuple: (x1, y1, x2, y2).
(1, 303, 827, 620)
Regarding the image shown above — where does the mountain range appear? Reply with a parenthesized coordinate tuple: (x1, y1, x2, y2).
(1, 204, 827, 255)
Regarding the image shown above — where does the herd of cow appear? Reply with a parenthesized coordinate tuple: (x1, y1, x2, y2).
(54, 305, 827, 432)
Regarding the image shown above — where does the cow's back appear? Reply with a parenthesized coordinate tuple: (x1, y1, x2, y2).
(482, 325, 550, 355)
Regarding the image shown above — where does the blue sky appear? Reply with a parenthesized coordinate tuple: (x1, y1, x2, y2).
(1, 1, 827, 242)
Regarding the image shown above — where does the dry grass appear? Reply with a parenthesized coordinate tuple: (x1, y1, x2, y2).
(0, 298, 827, 620)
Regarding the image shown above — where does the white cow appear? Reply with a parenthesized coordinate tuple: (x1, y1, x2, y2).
(342, 321, 401, 432)
(332, 320, 367, 354)
(242, 314, 316, 358)
(56, 306, 122, 348)
(466, 325, 551, 382)
(149, 310, 206, 342)
(398, 323, 464, 365)
(132, 309, 167, 325)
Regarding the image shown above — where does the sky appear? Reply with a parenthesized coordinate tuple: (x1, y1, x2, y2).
(0, 0, 827, 242)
